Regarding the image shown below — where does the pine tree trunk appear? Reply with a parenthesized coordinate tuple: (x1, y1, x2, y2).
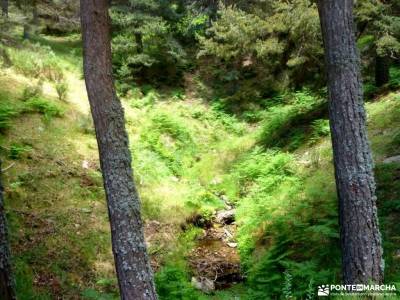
(375, 55, 390, 87)
(317, 0, 384, 284)
(1, 0, 8, 17)
(32, 2, 39, 25)
(135, 33, 143, 54)
(0, 162, 17, 300)
(23, 24, 30, 40)
(80, 1, 158, 299)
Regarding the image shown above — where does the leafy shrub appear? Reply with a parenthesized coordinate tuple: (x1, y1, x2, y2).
(9, 43, 64, 82)
(155, 265, 202, 300)
(185, 190, 224, 221)
(77, 114, 95, 135)
(141, 112, 196, 176)
(9, 143, 32, 160)
(0, 103, 19, 131)
(111, 6, 187, 86)
(21, 81, 43, 101)
(0, 46, 12, 67)
(364, 82, 378, 99)
(81, 289, 117, 300)
(259, 90, 327, 148)
(130, 89, 159, 109)
(171, 89, 186, 101)
(55, 80, 69, 101)
(310, 119, 330, 143)
(233, 148, 340, 298)
(177, 12, 208, 41)
(389, 66, 400, 89)
(24, 97, 64, 120)
(375, 164, 400, 284)
(210, 100, 246, 134)
(197, 3, 324, 99)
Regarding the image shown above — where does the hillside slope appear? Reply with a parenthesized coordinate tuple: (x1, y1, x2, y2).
(0, 33, 399, 299)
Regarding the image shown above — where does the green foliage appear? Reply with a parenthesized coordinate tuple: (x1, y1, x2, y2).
(141, 112, 196, 176)
(111, 1, 187, 88)
(232, 147, 340, 298)
(156, 265, 202, 300)
(355, 0, 400, 81)
(210, 101, 246, 134)
(24, 97, 64, 121)
(155, 226, 207, 300)
(310, 119, 330, 143)
(389, 66, 400, 89)
(375, 163, 400, 283)
(185, 190, 224, 221)
(2, 6, 400, 300)
(198, 6, 270, 62)
(177, 12, 209, 41)
(282, 271, 293, 299)
(81, 289, 117, 300)
(259, 90, 327, 148)
(55, 80, 68, 101)
(21, 81, 44, 101)
(0, 102, 20, 131)
(198, 1, 324, 99)
(130, 89, 159, 108)
(14, 260, 51, 300)
(9, 42, 64, 82)
(77, 114, 95, 135)
(9, 143, 32, 159)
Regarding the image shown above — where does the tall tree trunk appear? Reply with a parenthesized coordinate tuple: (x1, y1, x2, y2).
(80, 1, 158, 299)
(375, 55, 390, 87)
(317, 0, 384, 284)
(0, 162, 17, 300)
(1, 0, 8, 17)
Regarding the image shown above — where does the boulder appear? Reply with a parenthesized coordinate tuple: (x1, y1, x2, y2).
(216, 209, 235, 224)
(191, 277, 215, 294)
(383, 155, 400, 164)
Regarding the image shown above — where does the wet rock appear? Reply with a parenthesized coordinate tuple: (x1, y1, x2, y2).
(191, 277, 215, 294)
(82, 160, 89, 169)
(227, 242, 237, 248)
(216, 209, 235, 224)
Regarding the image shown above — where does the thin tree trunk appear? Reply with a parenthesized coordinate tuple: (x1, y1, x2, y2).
(317, 0, 384, 284)
(375, 55, 390, 87)
(1, 0, 8, 17)
(135, 32, 143, 54)
(23, 24, 30, 40)
(0, 162, 17, 300)
(80, 1, 158, 299)
(32, 1, 39, 25)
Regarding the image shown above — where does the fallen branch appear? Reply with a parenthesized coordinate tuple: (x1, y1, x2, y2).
(1, 163, 15, 172)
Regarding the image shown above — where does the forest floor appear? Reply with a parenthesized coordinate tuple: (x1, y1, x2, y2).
(1, 32, 400, 300)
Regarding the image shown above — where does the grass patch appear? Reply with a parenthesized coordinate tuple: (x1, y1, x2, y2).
(24, 97, 64, 120)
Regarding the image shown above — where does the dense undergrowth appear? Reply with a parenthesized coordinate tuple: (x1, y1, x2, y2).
(1, 24, 400, 300)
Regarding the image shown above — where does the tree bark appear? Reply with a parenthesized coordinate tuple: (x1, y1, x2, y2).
(375, 55, 390, 87)
(1, 0, 8, 17)
(80, 1, 158, 299)
(23, 24, 30, 40)
(317, 0, 384, 284)
(135, 32, 143, 54)
(32, 0, 39, 25)
(0, 162, 17, 300)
